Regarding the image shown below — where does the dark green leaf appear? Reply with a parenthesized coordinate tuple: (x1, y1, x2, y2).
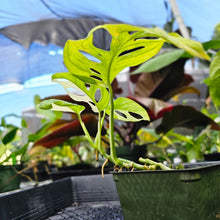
(202, 40, 220, 51)
(2, 127, 18, 145)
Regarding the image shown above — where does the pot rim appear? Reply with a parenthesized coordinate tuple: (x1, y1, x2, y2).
(111, 161, 220, 174)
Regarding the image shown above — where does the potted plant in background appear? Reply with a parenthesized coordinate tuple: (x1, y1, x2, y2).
(37, 23, 220, 219)
(133, 39, 220, 164)
(0, 114, 29, 192)
(31, 97, 107, 178)
(0, 112, 57, 191)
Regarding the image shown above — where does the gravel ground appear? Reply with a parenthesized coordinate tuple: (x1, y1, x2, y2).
(46, 201, 124, 220)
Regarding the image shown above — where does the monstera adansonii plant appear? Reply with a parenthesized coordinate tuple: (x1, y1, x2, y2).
(38, 24, 209, 174)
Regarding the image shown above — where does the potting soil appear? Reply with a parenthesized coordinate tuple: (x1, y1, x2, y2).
(46, 201, 123, 220)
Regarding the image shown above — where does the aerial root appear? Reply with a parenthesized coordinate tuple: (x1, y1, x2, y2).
(101, 158, 109, 178)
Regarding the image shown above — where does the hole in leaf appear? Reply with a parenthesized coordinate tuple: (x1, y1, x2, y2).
(118, 46, 145, 57)
(115, 110, 127, 119)
(95, 89, 101, 103)
(135, 36, 158, 41)
(67, 88, 84, 96)
(85, 83, 90, 90)
(79, 50, 101, 63)
(129, 112, 143, 120)
(128, 31, 138, 35)
(90, 75, 103, 81)
(90, 68, 101, 75)
(93, 28, 112, 51)
(89, 101, 96, 106)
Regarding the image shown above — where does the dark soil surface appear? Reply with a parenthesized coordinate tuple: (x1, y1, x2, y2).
(46, 201, 123, 220)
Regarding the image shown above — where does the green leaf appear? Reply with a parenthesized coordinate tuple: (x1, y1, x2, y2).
(132, 49, 186, 74)
(167, 131, 197, 149)
(63, 25, 166, 86)
(38, 99, 85, 115)
(209, 51, 220, 78)
(21, 118, 27, 128)
(206, 51, 220, 107)
(100, 24, 209, 60)
(106, 97, 150, 122)
(0, 144, 6, 157)
(209, 72, 220, 107)
(202, 40, 220, 51)
(1, 117, 6, 127)
(54, 23, 209, 116)
(52, 72, 109, 112)
(2, 127, 18, 145)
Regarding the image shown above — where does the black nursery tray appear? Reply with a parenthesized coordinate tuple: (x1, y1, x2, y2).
(0, 174, 120, 220)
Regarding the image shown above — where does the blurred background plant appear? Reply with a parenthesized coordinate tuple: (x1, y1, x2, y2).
(133, 39, 220, 165)
(0, 114, 29, 166)
(30, 95, 103, 169)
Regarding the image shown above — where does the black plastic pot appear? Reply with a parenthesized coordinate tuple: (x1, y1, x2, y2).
(204, 153, 220, 161)
(113, 162, 220, 220)
(22, 161, 55, 182)
(50, 163, 109, 181)
(0, 165, 23, 193)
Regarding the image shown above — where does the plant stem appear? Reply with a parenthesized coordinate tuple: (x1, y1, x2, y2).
(96, 111, 108, 158)
(108, 85, 118, 163)
(139, 157, 171, 170)
(77, 114, 98, 151)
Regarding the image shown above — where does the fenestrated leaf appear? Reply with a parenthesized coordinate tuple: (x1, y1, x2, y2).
(131, 97, 173, 120)
(64, 25, 165, 86)
(109, 38, 165, 82)
(53, 24, 209, 121)
(52, 72, 110, 113)
(42, 94, 93, 114)
(38, 99, 85, 115)
(100, 24, 209, 60)
(106, 97, 149, 122)
(156, 105, 220, 134)
(63, 24, 209, 88)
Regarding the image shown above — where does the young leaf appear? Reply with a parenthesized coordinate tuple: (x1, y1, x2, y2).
(106, 97, 150, 122)
(52, 72, 109, 112)
(38, 99, 85, 115)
